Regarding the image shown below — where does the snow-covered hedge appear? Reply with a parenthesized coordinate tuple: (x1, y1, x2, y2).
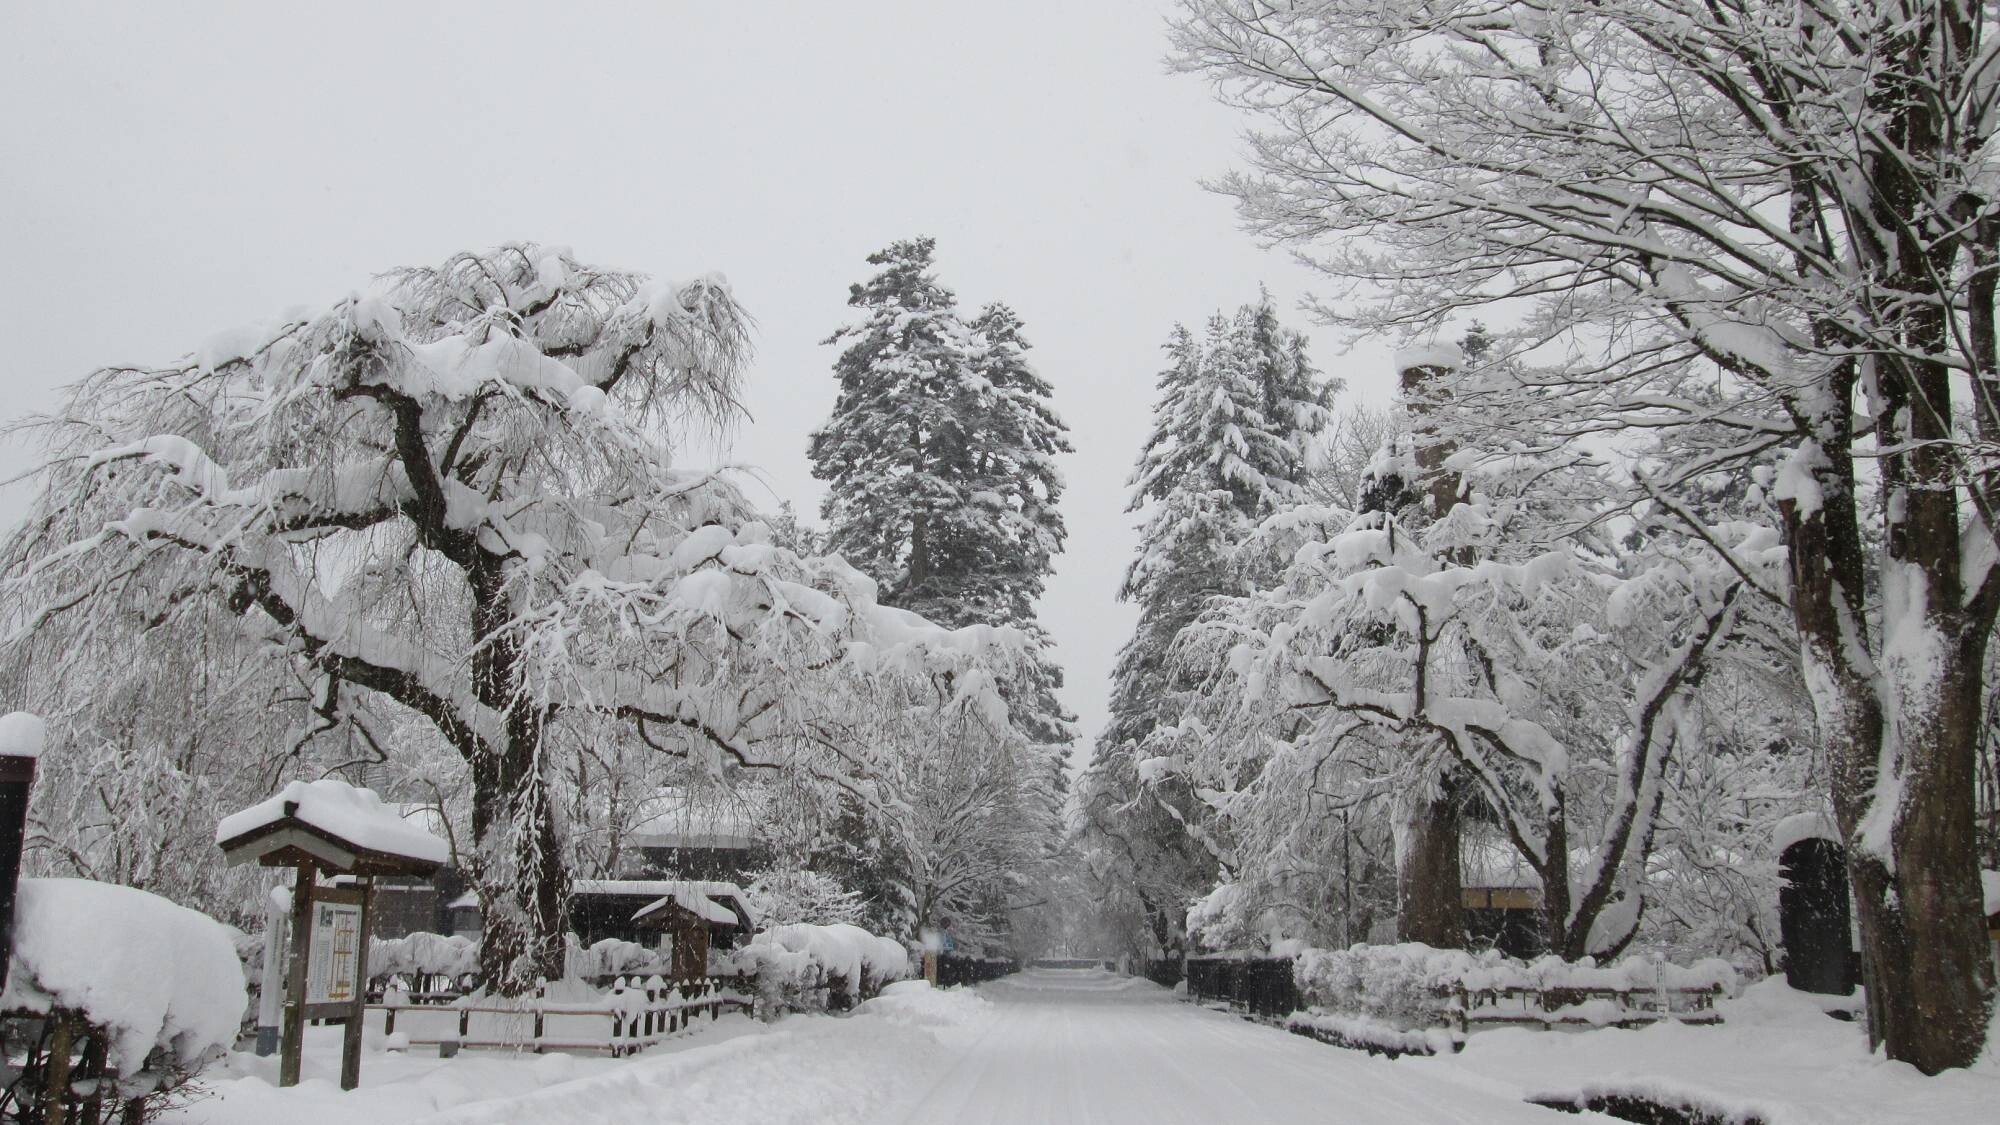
(368, 932, 677, 987)
(370, 931, 480, 980)
(1293, 943, 1738, 1029)
(566, 936, 669, 980)
(739, 923, 910, 1015)
(0, 878, 246, 1076)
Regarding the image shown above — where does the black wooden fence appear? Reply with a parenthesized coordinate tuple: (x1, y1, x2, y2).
(937, 955, 1017, 987)
(1184, 956, 1299, 1018)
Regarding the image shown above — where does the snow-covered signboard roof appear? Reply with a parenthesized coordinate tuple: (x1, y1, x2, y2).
(216, 779, 448, 876)
(628, 880, 755, 931)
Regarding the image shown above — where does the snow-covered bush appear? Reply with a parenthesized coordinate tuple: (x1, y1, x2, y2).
(565, 936, 668, 981)
(740, 923, 911, 1016)
(0, 879, 246, 1120)
(1292, 943, 1738, 1030)
(370, 932, 481, 980)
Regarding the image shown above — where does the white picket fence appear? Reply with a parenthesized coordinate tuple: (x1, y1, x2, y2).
(367, 975, 751, 1056)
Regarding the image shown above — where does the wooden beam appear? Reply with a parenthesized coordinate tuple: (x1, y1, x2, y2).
(279, 864, 314, 1088)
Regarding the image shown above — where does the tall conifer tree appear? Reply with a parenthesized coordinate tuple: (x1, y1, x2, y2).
(809, 240, 1076, 929)
(1079, 296, 1331, 950)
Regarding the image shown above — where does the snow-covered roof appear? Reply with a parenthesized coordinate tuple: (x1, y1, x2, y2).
(1393, 342, 1464, 373)
(613, 880, 755, 930)
(216, 779, 449, 871)
(0, 712, 44, 760)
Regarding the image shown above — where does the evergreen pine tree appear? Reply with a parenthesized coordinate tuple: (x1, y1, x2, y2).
(809, 239, 1076, 934)
(1079, 296, 1331, 952)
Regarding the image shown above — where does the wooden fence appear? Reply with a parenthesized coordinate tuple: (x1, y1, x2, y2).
(1185, 955, 1726, 1033)
(937, 955, 1017, 987)
(1185, 956, 1300, 1018)
(367, 974, 751, 1056)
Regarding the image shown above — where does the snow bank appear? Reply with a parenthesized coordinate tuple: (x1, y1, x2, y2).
(1287, 1010, 1461, 1057)
(216, 778, 449, 866)
(1433, 976, 2000, 1125)
(1, 878, 246, 1075)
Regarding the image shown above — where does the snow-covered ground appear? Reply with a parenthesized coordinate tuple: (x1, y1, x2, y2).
(169, 969, 1999, 1124)
(1421, 977, 2000, 1125)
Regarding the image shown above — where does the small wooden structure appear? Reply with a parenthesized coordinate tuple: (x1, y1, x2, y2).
(217, 780, 446, 1090)
(631, 881, 754, 985)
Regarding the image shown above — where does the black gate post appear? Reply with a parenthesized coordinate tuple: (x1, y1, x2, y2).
(0, 713, 44, 995)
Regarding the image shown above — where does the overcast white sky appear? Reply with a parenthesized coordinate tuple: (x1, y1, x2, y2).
(0, 0, 1398, 757)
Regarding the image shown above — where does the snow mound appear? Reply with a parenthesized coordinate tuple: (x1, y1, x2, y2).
(862, 979, 991, 1031)
(216, 778, 448, 866)
(1, 878, 246, 1075)
(0, 711, 45, 759)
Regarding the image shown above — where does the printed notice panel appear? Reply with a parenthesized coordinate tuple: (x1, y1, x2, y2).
(305, 900, 363, 1006)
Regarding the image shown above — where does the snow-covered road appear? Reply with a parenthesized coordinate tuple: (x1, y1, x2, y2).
(891, 968, 1561, 1124)
(188, 968, 1576, 1124)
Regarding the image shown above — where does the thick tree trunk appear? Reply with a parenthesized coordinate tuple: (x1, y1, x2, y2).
(466, 559, 570, 995)
(1396, 779, 1463, 948)
(1791, 7, 1999, 1071)
(1394, 357, 1469, 949)
(469, 721, 571, 994)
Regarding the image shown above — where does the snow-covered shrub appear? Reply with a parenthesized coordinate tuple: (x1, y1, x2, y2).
(739, 923, 911, 1016)
(370, 931, 481, 980)
(565, 935, 668, 981)
(1292, 943, 1739, 1030)
(0, 879, 246, 1120)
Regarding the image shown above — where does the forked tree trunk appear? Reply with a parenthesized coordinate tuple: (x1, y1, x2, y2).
(1394, 356, 1468, 949)
(1801, 10, 2000, 1070)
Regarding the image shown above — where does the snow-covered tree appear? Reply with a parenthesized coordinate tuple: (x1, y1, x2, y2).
(1170, 438, 1783, 959)
(1, 243, 1020, 994)
(1078, 299, 1332, 952)
(807, 238, 1073, 935)
(1173, 0, 2000, 1069)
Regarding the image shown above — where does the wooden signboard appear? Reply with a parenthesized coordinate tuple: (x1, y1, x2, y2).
(280, 875, 375, 1090)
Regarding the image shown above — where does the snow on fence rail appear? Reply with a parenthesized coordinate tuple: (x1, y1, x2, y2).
(367, 974, 751, 1056)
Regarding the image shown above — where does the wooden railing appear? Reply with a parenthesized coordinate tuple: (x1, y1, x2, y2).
(367, 974, 752, 1057)
(1186, 955, 1728, 1034)
(1446, 982, 1727, 1031)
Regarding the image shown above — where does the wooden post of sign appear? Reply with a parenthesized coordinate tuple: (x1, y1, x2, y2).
(340, 877, 374, 1091)
(279, 863, 314, 1088)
